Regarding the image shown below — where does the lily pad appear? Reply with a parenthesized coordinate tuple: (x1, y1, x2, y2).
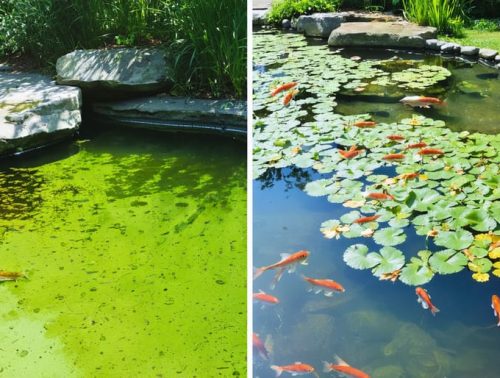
(428, 249, 468, 274)
(371, 247, 405, 277)
(434, 229, 474, 250)
(373, 227, 407, 247)
(343, 244, 380, 270)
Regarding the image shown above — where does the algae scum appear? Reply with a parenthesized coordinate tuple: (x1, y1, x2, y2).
(253, 31, 499, 378)
(0, 128, 246, 377)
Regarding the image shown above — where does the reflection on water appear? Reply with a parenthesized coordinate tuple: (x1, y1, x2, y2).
(253, 171, 500, 378)
(0, 127, 246, 377)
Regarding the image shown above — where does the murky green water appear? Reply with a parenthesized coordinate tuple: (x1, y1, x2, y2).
(0, 127, 246, 377)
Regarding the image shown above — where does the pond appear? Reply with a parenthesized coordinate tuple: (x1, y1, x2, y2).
(253, 31, 499, 378)
(0, 126, 246, 377)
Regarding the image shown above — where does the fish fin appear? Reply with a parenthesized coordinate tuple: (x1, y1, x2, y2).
(421, 301, 429, 310)
(288, 264, 297, 273)
(294, 361, 302, 364)
(259, 289, 265, 293)
(324, 291, 334, 297)
(307, 287, 313, 292)
(315, 289, 322, 294)
(417, 296, 422, 303)
(497, 320, 500, 327)
(253, 267, 266, 280)
(279, 253, 290, 261)
(301, 260, 308, 266)
(323, 361, 333, 373)
(270, 365, 282, 377)
(431, 306, 440, 316)
(271, 268, 285, 289)
(334, 355, 349, 367)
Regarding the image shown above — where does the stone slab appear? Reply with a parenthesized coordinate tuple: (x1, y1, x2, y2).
(338, 11, 403, 23)
(460, 46, 479, 56)
(479, 48, 498, 60)
(328, 22, 437, 49)
(92, 96, 247, 137)
(441, 42, 460, 54)
(296, 13, 344, 38)
(0, 72, 81, 156)
(56, 48, 171, 94)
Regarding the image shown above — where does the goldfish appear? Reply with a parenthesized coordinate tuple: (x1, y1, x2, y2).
(254, 250, 309, 288)
(397, 172, 419, 180)
(323, 355, 370, 378)
(353, 214, 380, 224)
(387, 135, 405, 141)
(339, 145, 364, 159)
(492, 295, 500, 326)
(303, 275, 345, 296)
(400, 96, 445, 108)
(363, 192, 394, 201)
(382, 153, 405, 161)
(0, 270, 25, 281)
(271, 82, 298, 97)
(253, 333, 270, 360)
(353, 121, 376, 128)
(271, 362, 316, 377)
(283, 89, 299, 106)
(416, 287, 440, 316)
(406, 141, 427, 149)
(418, 148, 444, 156)
(253, 290, 279, 304)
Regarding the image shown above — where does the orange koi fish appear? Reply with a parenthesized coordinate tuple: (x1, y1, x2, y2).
(406, 141, 427, 149)
(271, 362, 316, 377)
(492, 295, 500, 326)
(253, 333, 270, 360)
(283, 89, 299, 106)
(339, 145, 364, 159)
(363, 192, 394, 201)
(0, 270, 25, 281)
(253, 290, 279, 304)
(397, 172, 419, 180)
(416, 287, 440, 316)
(418, 148, 444, 156)
(323, 355, 370, 378)
(353, 121, 376, 128)
(303, 276, 345, 296)
(382, 153, 405, 161)
(353, 214, 380, 224)
(400, 96, 445, 108)
(387, 135, 405, 141)
(271, 82, 298, 97)
(254, 250, 309, 288)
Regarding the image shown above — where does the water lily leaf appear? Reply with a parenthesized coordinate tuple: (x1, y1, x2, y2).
(389, 218, 410, 228)
(320, 219, 349, 239)
(371, 247, 405, 277)
(434, 229, 473, 250)
(468, 258, 493, 273)
(343, 244, 380, 270)
(304, 179, 337, 197)
(469, 246, 488, 258)
(429, 249, 467, 274)
(472, 272, 490, 282)
(399, 261, 434, 286)
(373, 227, 406, 246)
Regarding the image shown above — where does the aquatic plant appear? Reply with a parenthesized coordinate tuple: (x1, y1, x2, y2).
(253, 31, 500, 285)
(267, 0, 342, 25)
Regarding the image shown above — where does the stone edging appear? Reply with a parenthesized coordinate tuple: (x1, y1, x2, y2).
(424, 39, 499, 69)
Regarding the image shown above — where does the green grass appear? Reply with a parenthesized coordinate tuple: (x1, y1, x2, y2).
(0, 0, 246, 98)
(267, 0, 342, 24)
(441, 30, 500, 51)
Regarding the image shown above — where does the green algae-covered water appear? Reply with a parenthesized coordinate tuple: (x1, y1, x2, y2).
(0, 126, 246, 377)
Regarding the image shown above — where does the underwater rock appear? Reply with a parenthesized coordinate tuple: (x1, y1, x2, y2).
(460, 46, 479, 56)
(56, 48, 172, 95)
(344, 310, 399, 342)
(373, 365, 405, 378)
(479, 48, 498, 60)
(296, 13, 344, 38)
(328, 22, 437, 49)
(0, 72, 81, 156)
(441, 42, 460, 54)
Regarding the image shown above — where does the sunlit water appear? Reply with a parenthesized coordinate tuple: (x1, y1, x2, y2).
(0, 126, 246, 377)
(253, 34, 500, 378)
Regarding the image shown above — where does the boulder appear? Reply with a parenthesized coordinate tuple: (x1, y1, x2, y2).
(282, 19, 291, 29)
(296, 13, 344, 38)
(0, 72, 81, 156)
(253, 10, 269, 26)
(328, 22, 437, 49)
(479, 48, 498, 60)
(460, 46, 479, 56)
(441, 42, 460, 54)
(56, 48, 171, 94)
(425, 39, 438, 50)
(92, 96, 246, 138)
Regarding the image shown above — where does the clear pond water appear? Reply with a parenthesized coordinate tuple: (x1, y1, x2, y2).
(253, 31, 500, 378)
(0, 126, 246, 377)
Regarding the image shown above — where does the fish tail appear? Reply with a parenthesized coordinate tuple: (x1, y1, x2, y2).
(322, 361, 332, 373)
(253, 267, 266, 280)
(270, 268, 285, 289)
(431, 306, 440, 316)
(270, 365, 282, 377)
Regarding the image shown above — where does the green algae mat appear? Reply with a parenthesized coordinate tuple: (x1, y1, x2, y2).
(0, 128, 246, 377)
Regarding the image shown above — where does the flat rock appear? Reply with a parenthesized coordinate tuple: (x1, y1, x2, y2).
(495, 55, 500, 63)
(460, 46, 479, 56)
(441, 42, 460, 54)
(92, 96, 246, 137)
(328, 22, 436, 49)
(296, 13, 344, 38)
(56, 48, 171, 94)
(479, 48, 498, 60)
(0, 72, 81, 156)
(338, 11, 403, 23)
